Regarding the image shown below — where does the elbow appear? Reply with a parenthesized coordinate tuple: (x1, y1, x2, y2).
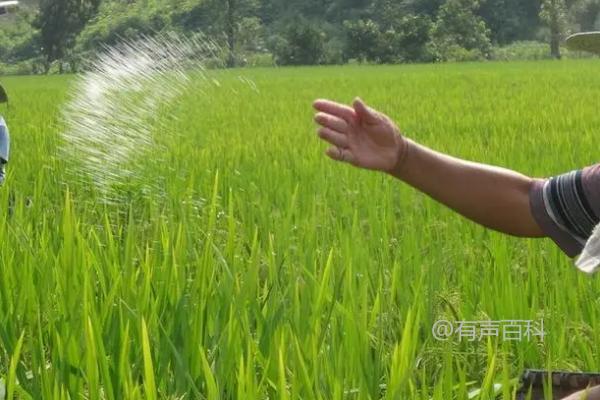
(512, 177, 545, 238)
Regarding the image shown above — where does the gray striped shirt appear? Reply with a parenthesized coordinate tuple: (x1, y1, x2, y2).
(530, 164, 600, 257)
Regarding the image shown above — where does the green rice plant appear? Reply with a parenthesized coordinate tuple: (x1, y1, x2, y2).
(0, 60, 599, 399)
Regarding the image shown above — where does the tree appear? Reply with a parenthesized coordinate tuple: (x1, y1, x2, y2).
(368, 0, 405, 30)
(394, 14, 434, 62)
(401, 0, 445, 15)
(34, 0, 100, 73)
(225, 0, 236, 67)
(77, 1, 171, 52)
(343, 19, 381, 62)
(568, 0, 600, 31)
(429, 0, 491, 61)
(271, 20, 325, 65)
(172, 0, 259, 67)
(479, 0, 542, 45)
(0, 7, 40, 65)
(238, 16, 266, 54)
(0, 0, 591, 72)
(539, 0, 568, 59)
(343, 15, 433, 63)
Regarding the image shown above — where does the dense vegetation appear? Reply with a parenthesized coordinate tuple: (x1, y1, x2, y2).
(1, 0, 599, 73)
(1, 59, 600, 399)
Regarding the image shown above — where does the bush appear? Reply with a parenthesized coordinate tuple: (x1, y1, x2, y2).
(429, 41, 487, 61)
(490, 41, 552, 61)
(343, 15, 434, 64)
(489, 40, 598, 61)
(0, 58, 45, 75)
(239, 52, 276, 68)
(323, 37, 347, 65)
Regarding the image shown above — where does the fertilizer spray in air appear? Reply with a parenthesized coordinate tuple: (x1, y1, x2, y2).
(60, 33, 219, 202)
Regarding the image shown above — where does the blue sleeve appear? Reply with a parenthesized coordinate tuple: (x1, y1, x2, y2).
(0, 116, 9, 163)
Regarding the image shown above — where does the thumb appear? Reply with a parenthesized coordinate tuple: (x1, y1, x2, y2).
(353, 97, 379, 125)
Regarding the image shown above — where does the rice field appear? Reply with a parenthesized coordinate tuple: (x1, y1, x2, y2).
(0, 60, 600, 399)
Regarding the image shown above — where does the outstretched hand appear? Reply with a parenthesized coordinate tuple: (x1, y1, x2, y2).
(313, 98, 407, 173)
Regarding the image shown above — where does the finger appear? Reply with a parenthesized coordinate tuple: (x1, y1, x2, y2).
(313, 99, 356, 124)
(317, 127, 349, 148)
(353, 97, 380, 125)
(326, 146, 356, 164)
(314, 112, 348, 133)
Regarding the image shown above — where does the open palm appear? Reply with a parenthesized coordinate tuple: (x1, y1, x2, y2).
(313, 98, 406, 173)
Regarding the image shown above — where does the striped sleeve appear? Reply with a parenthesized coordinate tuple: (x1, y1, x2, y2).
(529, 164, 600, 257)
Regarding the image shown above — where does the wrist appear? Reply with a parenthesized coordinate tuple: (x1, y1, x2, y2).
(385, 136, 412, 177)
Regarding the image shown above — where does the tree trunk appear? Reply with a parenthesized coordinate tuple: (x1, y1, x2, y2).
(44, 58, 51, 74)
(550, 15, 561, 59)
(226, 0, 236, 68)
(551, 30, 561, 59)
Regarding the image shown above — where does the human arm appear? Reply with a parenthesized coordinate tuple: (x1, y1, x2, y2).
(562, 385, 600, 400)
(389, 137, 544, 237)
(313, 97, 544, 238)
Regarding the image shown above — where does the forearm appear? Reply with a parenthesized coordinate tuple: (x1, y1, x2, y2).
(388, 138, 544, 237)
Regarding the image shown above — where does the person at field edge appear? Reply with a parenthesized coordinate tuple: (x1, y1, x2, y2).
(313, 32, 600, 400)
(0, 116, 8, 186)
(0, 83, 9, 186)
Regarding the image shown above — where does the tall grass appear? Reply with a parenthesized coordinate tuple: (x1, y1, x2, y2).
(0, 60, 599, 399)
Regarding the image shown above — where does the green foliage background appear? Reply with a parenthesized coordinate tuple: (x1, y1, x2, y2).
(0, 0, 599, 73)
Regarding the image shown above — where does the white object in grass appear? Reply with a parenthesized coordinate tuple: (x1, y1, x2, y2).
(576, 223, 600, 274)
